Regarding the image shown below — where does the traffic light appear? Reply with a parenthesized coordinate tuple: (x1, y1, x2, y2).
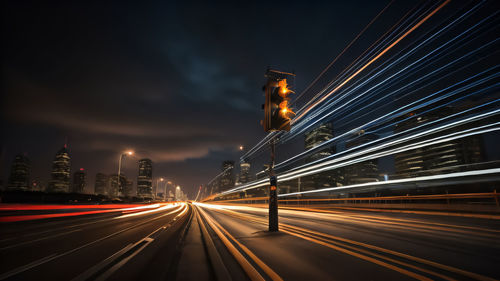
(263, 78, 295, 132)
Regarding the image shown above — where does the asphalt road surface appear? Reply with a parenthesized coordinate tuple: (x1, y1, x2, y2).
(0, 203, 190, 281)
(1, 202, 499, 281)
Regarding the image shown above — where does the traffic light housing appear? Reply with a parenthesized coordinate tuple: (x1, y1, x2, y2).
(263, 78, 294, 132)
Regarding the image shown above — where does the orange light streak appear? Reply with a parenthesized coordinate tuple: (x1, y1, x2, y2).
(294, 0, 451, 123)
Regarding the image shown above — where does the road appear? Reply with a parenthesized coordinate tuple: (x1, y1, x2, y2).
(0, 203, 190, 281)
(194, 202, 500, 281)
(1, 202, 499, 281)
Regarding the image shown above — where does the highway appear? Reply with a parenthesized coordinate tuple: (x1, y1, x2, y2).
(194, 202, 500, 281)
(1, 202, 499, 281)
(0, 203, 190, 281)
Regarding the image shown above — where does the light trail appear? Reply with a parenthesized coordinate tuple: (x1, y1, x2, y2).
(293, 0, 451, 124)
(331, 56, 498, 137)
(274, 63, 499, 170)
(241, 1, 489, 162)
(114, 203, 179, 219)
(197, 204, 497, 280)
(0, 203, 174, 222)
(293, 2, 438, 117)
(292, 0, 395, 105)
(218, 115, 500, 196)
(288, 8, 495, 140)
(242, 4, 429, 160)
(204, 1, 498, 205)
(246, 99, 500, 182)
(273, 123, 500, 186)
(279, 79, 500, 171)
(279, 168, 500, 198)
(240, 2, 425, 162)
(0, 204, 151, 211)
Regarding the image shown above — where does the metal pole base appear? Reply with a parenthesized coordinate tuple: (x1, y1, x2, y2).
(269, 176, 278, 232)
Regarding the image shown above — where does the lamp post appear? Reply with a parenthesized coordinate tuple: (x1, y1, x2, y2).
(155, 177, 165, 200)
(165, 181, 172, 201)
(117, 151, 133, 197)
(176, 185, 181, 201)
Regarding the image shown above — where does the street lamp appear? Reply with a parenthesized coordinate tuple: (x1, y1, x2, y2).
(117, 150, 133, 197)
(155, 177, 164, 200)
(164, 181, 173, 201)
(175, 185, 181, 201)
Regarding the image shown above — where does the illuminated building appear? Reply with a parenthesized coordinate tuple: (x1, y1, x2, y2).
(48, 146, 71, 193)
(344, 131, 379, 185)
(175, 186, 187, 201)
(305, 122, 335, 161)
(303, 123, 344, 190)
(94, 173, 109, 195)
(238, 162, 251, 184)
(137, 158, 153, 197)
(109, 174, 126, 197)
(394, 108, 483, 179)
(7, 154, 31, 190)
(72, 168, 86, 193)
(219, 161, 235, 192)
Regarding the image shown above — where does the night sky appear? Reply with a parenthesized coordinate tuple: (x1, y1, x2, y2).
(2, 1, 427, 197)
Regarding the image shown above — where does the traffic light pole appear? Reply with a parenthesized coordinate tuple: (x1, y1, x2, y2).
(262, 69, 295, 232)
(269, 138, 278, 232)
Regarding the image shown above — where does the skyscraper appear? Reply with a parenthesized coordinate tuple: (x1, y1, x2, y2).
(7, 154, 31, 190)
(137, 158, 153, 197)
(238, 161, 251, 184)
(94, 173, 109, 195)
(109, 174, 126, 197)
(72, 168, 86, 193)
(48, 146, 71, 193)
(303, 123, 343, 190)
(305, 122, 335, 162)
(219, 161, 235, 192)
(394, 107, 483, 179)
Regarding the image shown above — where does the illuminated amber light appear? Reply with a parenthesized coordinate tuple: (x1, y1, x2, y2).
(277, 79, 295, 118)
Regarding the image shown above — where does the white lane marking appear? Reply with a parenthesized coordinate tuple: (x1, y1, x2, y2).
(72, 204, 188, 281)
(94, 238, 154, 281)
(0, 206, 185, 280)
(69, 243, 136, 281)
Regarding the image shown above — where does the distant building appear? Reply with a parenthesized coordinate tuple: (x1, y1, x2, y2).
(305, 122, 335, 162)
(48, 146, 71, 193)
(7, 154, 31, 190)
(72, 168, 86, 193)
(175, 186, 182, 201)
(394, 107, 483, 179)
(109, 174, 126, 197)
(238, 162, 251, 184)
(344, 131, 379, 185)
(303, 123, 344, 190)
(137, 158, 153, 197)
(94, 173, 109, 195)
(219, 161, 235, 192)
(124, 178, 134, 197)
